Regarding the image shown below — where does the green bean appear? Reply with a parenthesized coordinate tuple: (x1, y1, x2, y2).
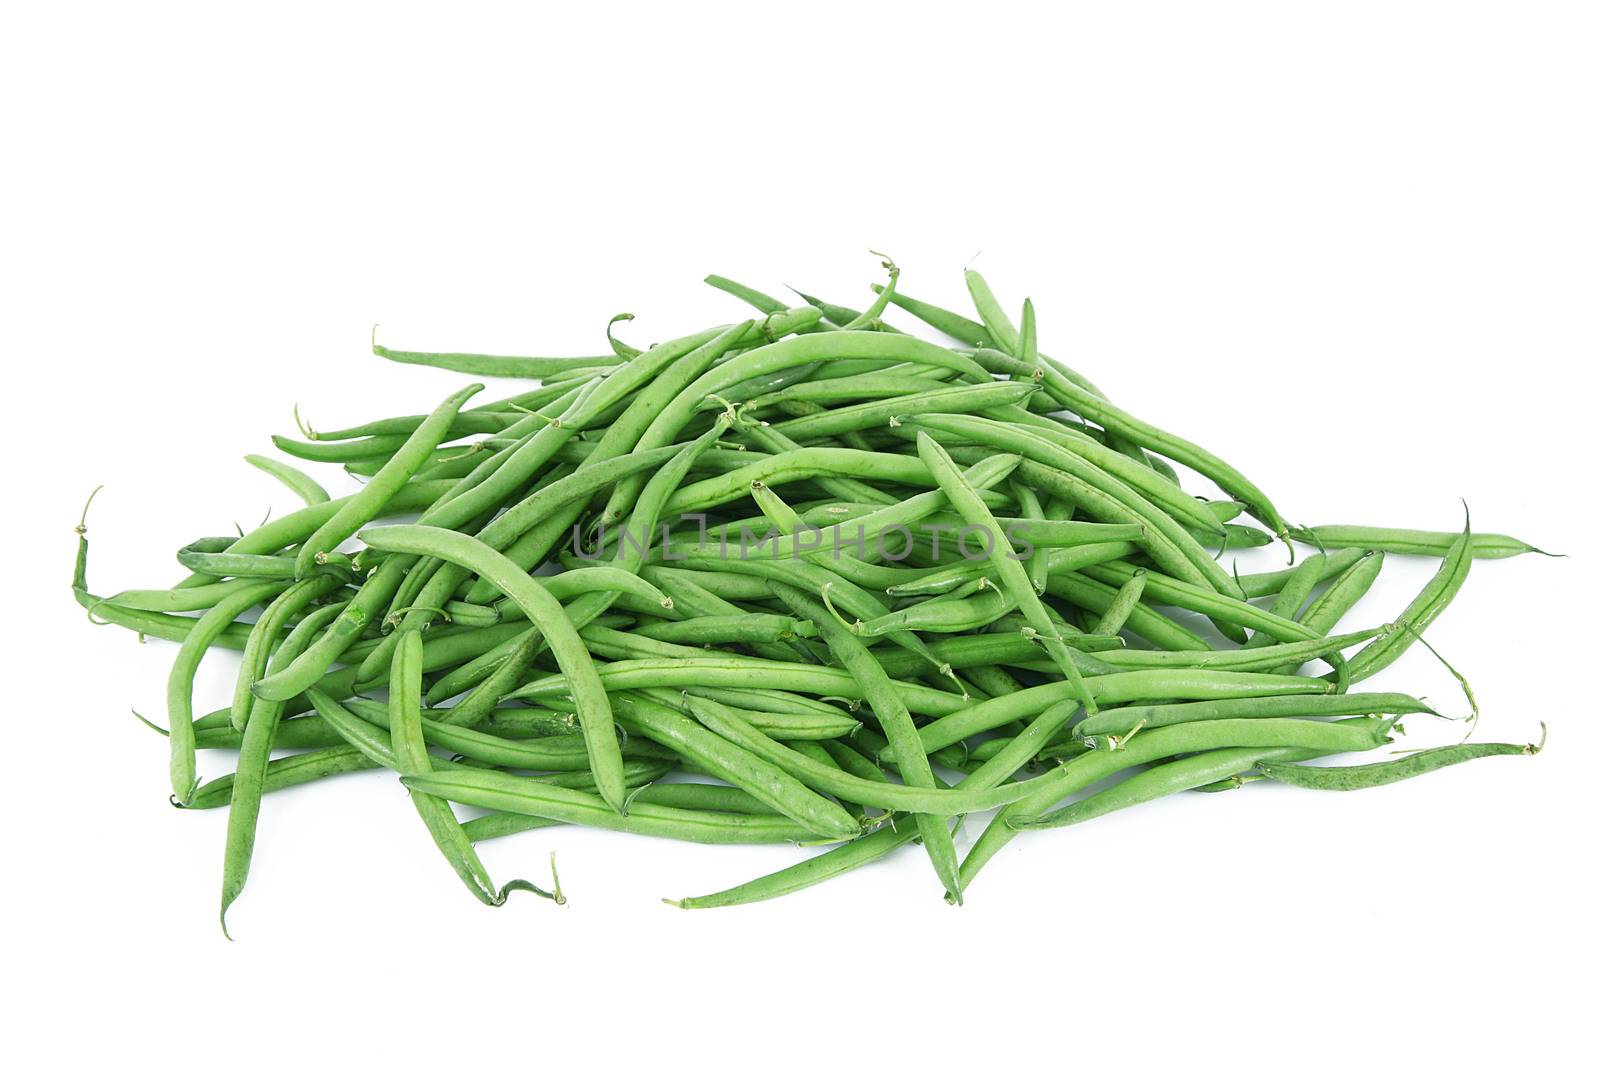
(404, 769, 825, 845)
(772, 381, 1040, 441)
(439, 600, 500, 627)
(662, 692, 860, 741)
(1242, 554, 1327, 649)
(1345, 516, 1473, 683)
(177, 482, 453, 589)
(1080, 561, 1317, 642)
(668, 697, 1078, 908)
(655, 550, 950, 678)
(605, 314, 641, 359)
(678, 686, 855, 720)
(357, 524, 628, 812)
(1289, 524, 1554, 560)
(389, 565, 675, 672)
(704, 274, 789, 314)
(475, 706, 582, 738)
(684, 695, 1041, 814)
(174, 548, 353, 582)
(446, 444, 689, 604)
(733, 453, 1020, 563)
(1256, 731, 1543, 790)
(196, 718, 347, 751)
(635, 569, 748, 618)
(580, 625, 714, 663)
(244, 454, 331, 505)
(1293, 551, 1386, 641)
(167, 579, 289, 803)
(643, 565, 773, 605)
(1090, 568, 1146, 636)
(910, 669, 1334, 756)
(768, 580, 965, 900)
(294, 383, 483, 577)
(509, 656, 968, 717)
(745, 372, 949, 408)
(439, 428, 740, 709)
(229, 573, 345, 732)
(857, 586, 1017, 637)
(1044, 572, 1212, 651)
(341, 698, 673, 770)
(907, 514, 1145, 549)
(1013, 482, 1052, 596)
(746, 478, 929, 592)
(1089, 626, 1385, 674)
(220, 601, 345, 932)
(886, 540, 1138, 597)
(188, 744, 378, 810)
(372, 335, 622, 378)
(1193, 522, 1273, 550)
(586, 320, 767, 523)
(251, 555, 409, 701)
(104, 576, 286, 614)
(1236, 547, 1366, 600)
(310, 383, 577, 440)
(959, 718, 1392, 888)
(420, 627, 545, 709)
(462, 781, 784, 843)
(1010, 744, 1331, 830)
(635, 613, 816, 646)
(916, 431, 1095, 710)
(614, 693, 859, 839)
(911, 415, 1238, 595)
(78, 574, 258, 646)
(610, 332, 991, 525)
(978, 405, 1224, 535)
(663, 447, 938, 515)
(1072, 691, 1437, 739)
(388, 631, 543, 906)
(273, 432, 456, 464)
(305, 689, 406, 768)
(977, 344, 1287, 535)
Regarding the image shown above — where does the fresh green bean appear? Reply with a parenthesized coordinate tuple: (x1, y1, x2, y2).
(1294, 551, 1386, 641)
(404, 769, 826, 845)
(1345, 517, 1472, 682)
(244, 454, 331, 506)
(358, 524, 627, 812)
(167, 579, 289, 803)
(910, 669, 1334, 756)
(1290, 524, 1554, 560)
(768, 580, 965, 901)
(1090, 568, 1146, 636)
(1072, 691, 1436, 738)
(294, 383, 483, 577)
(1256, 731, 1543, 790)
(219, 601, 345, 932)
(1236, 547, 1366, 600)
(685, 695, 1042, 814)
(614, 693, 859, 839)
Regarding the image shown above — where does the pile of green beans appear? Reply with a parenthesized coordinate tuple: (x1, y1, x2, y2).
(74, 261, 1551, 926)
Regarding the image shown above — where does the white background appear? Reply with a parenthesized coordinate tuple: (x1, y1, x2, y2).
(6, 2, 1596, 1069)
